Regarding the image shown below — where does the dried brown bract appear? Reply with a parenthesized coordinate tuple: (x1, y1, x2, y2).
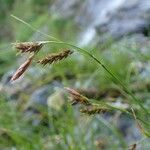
(80, 106, 108, 115)
(38, 49, 73, 66)
(94, 139, 107, 149)
(11, 55, 34, 81)
(65, 87, 91, 105)
(129, 144, 137, 150)
(13, 42, 43, 53)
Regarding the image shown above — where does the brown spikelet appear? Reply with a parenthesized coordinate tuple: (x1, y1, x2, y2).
(13, 42, 43, 53)
(38, 49, 73, 66)
(11, 55, 34, 81)
(129, 143, 136, 150)
(65, 87, 91, 105)
(80, 106, 108, 115)
(94, 139, 106, 149)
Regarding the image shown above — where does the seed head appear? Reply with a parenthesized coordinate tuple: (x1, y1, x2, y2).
(80, 106, 108, 115)
(11, 55, 34, 81)
(38, 49, 73, 66)
(65, 87, 91, 105)
(13, 42, 43, 53)
(129, 144, 136, 150)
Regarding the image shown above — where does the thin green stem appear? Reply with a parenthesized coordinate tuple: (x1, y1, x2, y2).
(11, 15, 61, 42)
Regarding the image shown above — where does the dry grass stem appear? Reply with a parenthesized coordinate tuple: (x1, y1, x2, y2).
(13, 42, 43, 53)
(65, 87, 91, 105)
(11, 55, 34, 81)
(38, 49, 73, 66)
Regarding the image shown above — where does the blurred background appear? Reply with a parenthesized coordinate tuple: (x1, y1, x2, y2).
(0, 0, 150, 149)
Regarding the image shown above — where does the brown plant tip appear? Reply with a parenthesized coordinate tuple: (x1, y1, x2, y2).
(11, 55, 34, 81)
(80, 106, 108, 115)
(37, 49, 73, 66)
(65, 87, 91, 106)
(129, 143, 136, 150)
(13, 42, 43, 53)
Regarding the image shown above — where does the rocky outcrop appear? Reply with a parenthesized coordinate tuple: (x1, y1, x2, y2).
(51, 0, 150, 45)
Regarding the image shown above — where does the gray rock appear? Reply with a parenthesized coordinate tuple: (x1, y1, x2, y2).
(116, 114, 142, 144)
(28, 85, 54, 107)
(24, 81, 63, 126)
(140, 63, 150, 80)
(125, 124, 141, 143)
(26, 81, 63, 109)
(95, 0, 150, 39)
(133, 61, 150, 81)
(51, 0, 150, 45)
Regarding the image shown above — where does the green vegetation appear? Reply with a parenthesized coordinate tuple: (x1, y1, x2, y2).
(0, 0, 149, 149)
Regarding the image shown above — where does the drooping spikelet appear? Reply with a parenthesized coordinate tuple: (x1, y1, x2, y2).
(13, 42, 43, 53)
(11, 55, 34, 81)
(37, 49, 73, 66)
(80, 106, 108, 115)
(65, 87, 91, 105)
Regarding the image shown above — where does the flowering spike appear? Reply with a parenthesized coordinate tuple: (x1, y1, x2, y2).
(65, 87, 91, 105)
(13, 42, 43, 53)
(38, 49, 73, 66)
(11, 55, 34, 81)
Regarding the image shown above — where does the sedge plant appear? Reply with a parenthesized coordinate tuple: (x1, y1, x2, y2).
(10, 15, 150, 137)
